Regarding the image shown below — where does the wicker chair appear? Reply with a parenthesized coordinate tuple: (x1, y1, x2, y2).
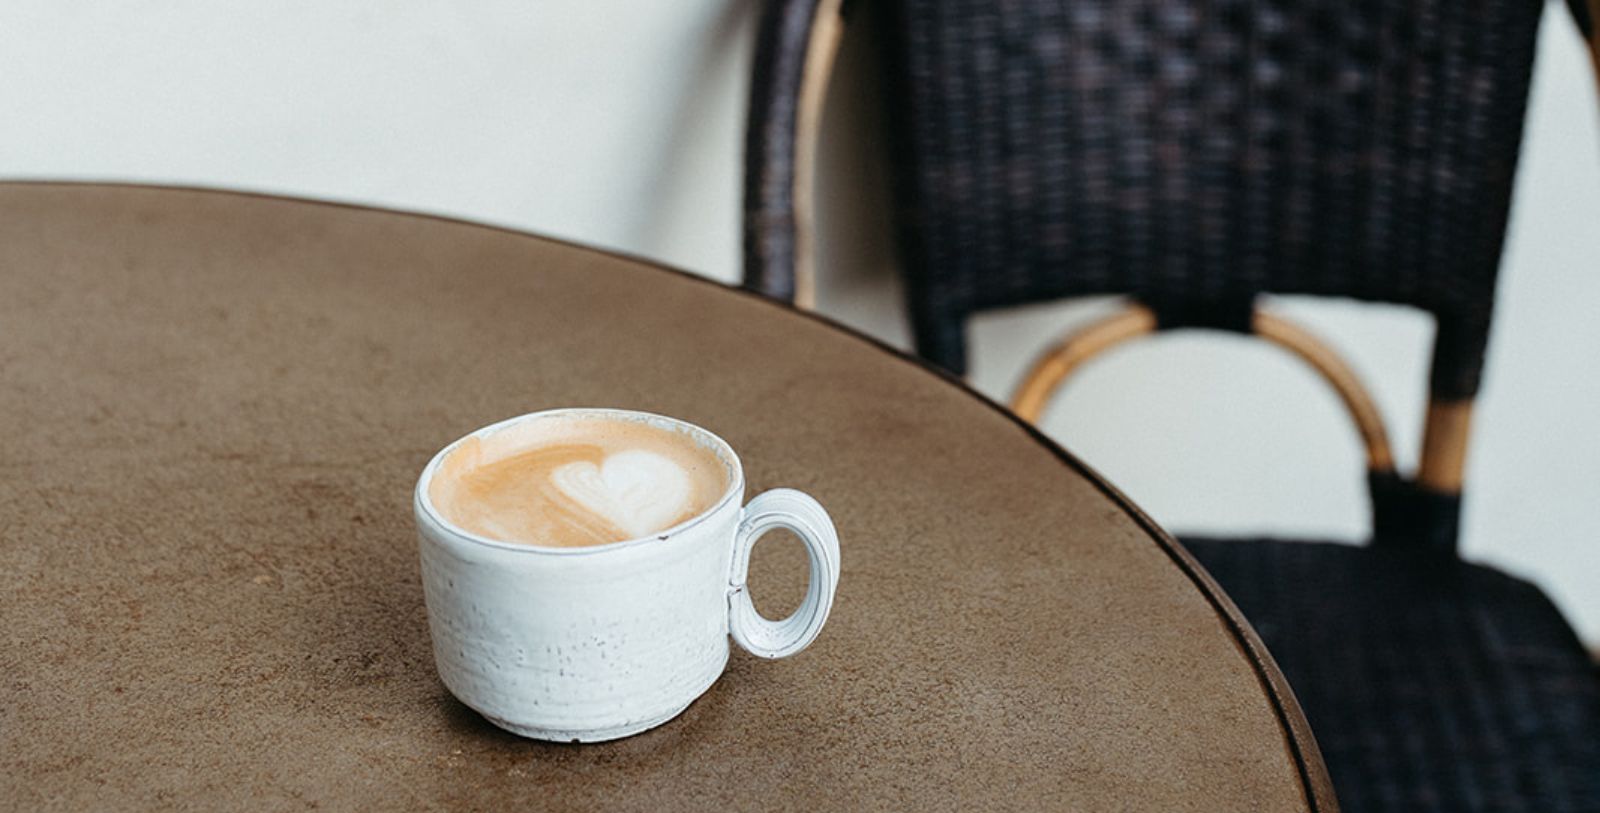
(743, 0, 1600, 810)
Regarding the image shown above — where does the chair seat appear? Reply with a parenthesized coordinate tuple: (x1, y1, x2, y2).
(1183, 538, 1600, 813)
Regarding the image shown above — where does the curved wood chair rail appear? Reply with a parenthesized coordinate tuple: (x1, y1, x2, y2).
(1009, 305, 1160, 427)
(1006, 302, 1483, 489)
(1252, 311, 1396, 475)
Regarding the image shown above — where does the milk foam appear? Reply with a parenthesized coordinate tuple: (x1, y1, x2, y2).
(428, 414, 729, 547)
(550, 450, 691, 538)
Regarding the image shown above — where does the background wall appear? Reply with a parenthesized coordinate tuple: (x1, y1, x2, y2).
(3, 1, 1596, 643)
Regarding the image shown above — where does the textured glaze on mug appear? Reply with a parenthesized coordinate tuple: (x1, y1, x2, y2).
(414, 409, 840, 742)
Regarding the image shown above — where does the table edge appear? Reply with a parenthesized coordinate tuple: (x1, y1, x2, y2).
(0, 179, 1339, 812)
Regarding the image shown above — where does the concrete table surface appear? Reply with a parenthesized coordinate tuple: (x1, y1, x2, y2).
(0, 183, 1333, 811)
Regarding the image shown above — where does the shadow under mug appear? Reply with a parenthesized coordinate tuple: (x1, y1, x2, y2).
(413, 408, 841, 742)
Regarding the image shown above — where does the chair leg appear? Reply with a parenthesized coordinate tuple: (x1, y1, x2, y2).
(740, 0, 846, 309)
(1418, 399, 1473, 493)
(790, 0, 846, 311)
(1589, 0, 1600, 81)
(910, 310, 971, 376)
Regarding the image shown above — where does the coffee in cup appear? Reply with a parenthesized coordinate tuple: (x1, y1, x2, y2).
(427, 414, 729, 548)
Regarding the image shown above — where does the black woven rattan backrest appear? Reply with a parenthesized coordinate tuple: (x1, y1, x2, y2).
(872, 0, 1546, 395)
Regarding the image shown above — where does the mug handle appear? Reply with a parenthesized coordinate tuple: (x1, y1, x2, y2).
(727, 488, 841, 659)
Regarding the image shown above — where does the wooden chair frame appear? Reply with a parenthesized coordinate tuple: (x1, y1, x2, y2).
(1006, 303, 1477, 492)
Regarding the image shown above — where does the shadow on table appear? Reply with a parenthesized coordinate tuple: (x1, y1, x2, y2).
(436, 691, 527, 747)
(430, 672, 741, 765)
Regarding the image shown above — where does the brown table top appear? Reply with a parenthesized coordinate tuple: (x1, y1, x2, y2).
(0, 183, 1333, 811)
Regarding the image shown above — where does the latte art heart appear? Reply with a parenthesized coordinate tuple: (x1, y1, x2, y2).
(551, 451, 693, 538)
(428, 414, 727, 547)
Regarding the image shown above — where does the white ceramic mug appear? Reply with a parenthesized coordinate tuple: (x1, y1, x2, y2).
(413, 408, 841, 742)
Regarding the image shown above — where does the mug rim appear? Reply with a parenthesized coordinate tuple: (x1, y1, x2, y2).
(414, 407, 745, 556)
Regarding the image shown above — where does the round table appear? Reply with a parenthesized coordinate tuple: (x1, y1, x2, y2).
(0, 183, 1334, 811)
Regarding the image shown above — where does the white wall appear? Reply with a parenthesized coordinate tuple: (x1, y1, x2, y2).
(0, 2, 754, 273)
(3, 2, 1596, 643)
